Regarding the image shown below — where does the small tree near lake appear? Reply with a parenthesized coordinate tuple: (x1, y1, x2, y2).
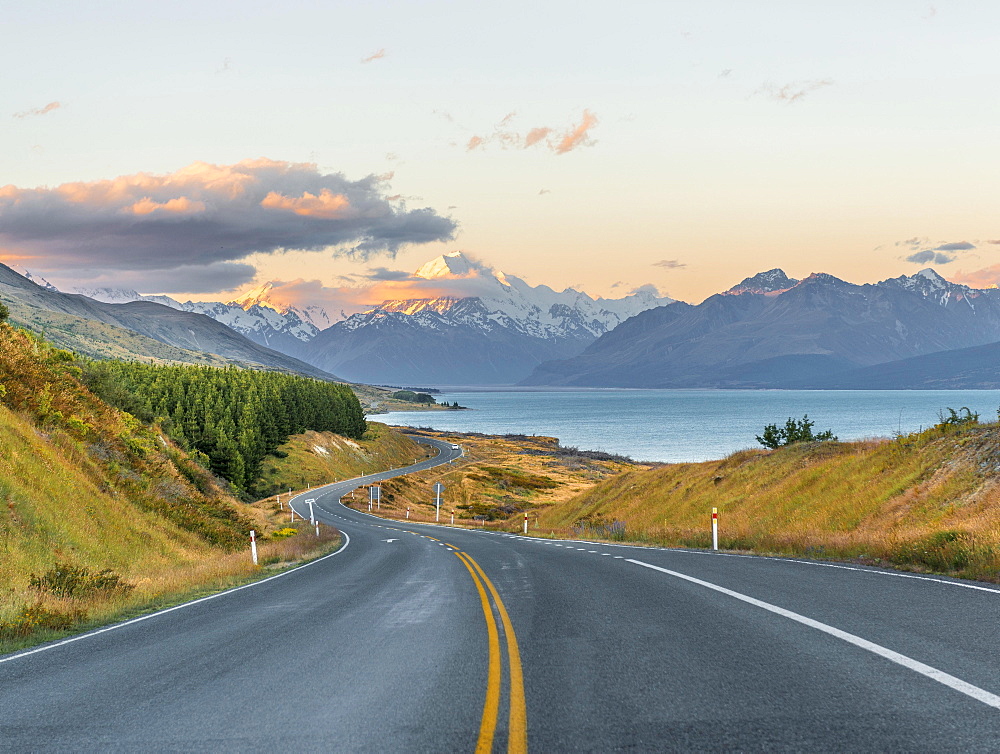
(757, 414, 837, 449)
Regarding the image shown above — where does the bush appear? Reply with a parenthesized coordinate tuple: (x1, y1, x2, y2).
(0, 299, 8, 323)
(937, 406, 979, 429)
(757, 414, 836, 449)
(29, 562, 133, 598)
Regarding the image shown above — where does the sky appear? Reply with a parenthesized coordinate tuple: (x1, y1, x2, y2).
(3, 1, 1000, 312)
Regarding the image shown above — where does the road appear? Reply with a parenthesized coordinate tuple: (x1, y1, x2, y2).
(3, 435, 1000, 751)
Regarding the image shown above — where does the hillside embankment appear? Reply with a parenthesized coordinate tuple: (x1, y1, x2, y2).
(0, 324, 424, 652)
(341, 428, 649, 524)
(535, 422, 1000, 582)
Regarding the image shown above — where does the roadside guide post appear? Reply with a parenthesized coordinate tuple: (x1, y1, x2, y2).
(433, 482, 444, 522)
(406, 508, 410, 519)
(712, 507, 719, 551)
(250, 530, 258, 565)
(524, 512, 528, 534)
(276, 493, 282, 510)
(315, 519, 320, 537)
(307, 499, 315, 525)
(451, 510, 454, 525)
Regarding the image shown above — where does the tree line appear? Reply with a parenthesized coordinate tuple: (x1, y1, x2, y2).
(83, 361, 367, 493)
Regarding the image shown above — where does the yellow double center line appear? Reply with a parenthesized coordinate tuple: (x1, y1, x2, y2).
(453, 548, 528, 754)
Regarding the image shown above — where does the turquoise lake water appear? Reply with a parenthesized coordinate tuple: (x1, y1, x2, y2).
(373, 389, 1000, 463)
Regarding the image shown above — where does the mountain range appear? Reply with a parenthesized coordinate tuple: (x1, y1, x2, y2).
(11, 254, 1000, 390)
(300, 252, 673, 384)
(0, 263, 338, 380)
(523, 268, 1000, 389)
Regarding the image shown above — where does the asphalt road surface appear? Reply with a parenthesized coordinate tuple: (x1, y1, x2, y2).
(3, 435, 1000, 752)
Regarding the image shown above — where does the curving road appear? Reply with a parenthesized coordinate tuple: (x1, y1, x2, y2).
(3, 435, 1000, 751)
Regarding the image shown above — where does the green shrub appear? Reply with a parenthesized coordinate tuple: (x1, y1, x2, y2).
(757, 414, 836, 449)
(29, 562, 134, 598)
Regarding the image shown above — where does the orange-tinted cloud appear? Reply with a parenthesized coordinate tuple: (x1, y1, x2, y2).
(0, 159, 456, 288)
(261, 189, 351, 219)
(361, 48, 386, 64)
(555, 110, 599, 154)
(463, 110, 598, 155)
(13, 101, 61, 119)
(128, 197, 207, 215)
(524, 127, 552, 147)
(949, 266, 1000, 289)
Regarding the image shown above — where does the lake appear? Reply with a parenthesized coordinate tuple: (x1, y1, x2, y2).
(372, 389, 1000, 463)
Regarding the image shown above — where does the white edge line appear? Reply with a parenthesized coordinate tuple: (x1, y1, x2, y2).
(627, 558, 1000, 710)
(495, 532, 1000, 596)
(0, 531, 352, 666)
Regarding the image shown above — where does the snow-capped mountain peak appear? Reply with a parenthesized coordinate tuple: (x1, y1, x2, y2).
(414, 250, 481, 279)
(358, 252, 675, 341)
(10, 266, 59, 292)
(724, 269, 799, 296)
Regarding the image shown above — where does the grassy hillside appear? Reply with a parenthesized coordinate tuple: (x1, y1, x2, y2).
(256, 422, 436, 495)
(340, 429, 647, 524)
(0, 323, 338, 649)
(537, 421, 1000, 581)
(4, 296, 240, 366)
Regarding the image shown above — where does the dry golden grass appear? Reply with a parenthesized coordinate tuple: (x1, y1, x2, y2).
(341, 428, 648, 528)
(534, 423, 1000, 581)
(256, 421, 435, 496)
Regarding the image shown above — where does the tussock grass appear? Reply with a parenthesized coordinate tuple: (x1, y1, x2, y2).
(0, 323, 341, 651)
(536, 424, 1000, 581)
(256, 422, 433, 494)
(345, 428, 647, 524)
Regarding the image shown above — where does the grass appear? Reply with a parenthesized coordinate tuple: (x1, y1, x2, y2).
(0, 322, 344, 652)
(533, 424, 1000, 582)
(341, 428, 648, 525)
(255, 421, 435, 495)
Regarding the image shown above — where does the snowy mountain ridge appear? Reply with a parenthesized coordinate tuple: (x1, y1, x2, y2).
(358, 251, 674, 340)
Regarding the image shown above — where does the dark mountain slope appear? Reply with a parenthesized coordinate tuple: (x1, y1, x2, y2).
(0, 263, 339, 380)
(522, 269, 1000, 388)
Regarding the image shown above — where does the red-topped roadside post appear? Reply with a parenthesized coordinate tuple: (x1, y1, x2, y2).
(712, 507, 718, 551)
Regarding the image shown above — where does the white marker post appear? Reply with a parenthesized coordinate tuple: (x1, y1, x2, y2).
(250, 530, 258, 565)
(712, 507, 719, 551)
(524, 512, 528, 534)
(433, 482, 444, 522)
(451, 511, 455, 525)
(277, 493, 282, 510)
(315, 520, 320, 537)
(406, 508, 410, 520)
(307, 499, 315, 525)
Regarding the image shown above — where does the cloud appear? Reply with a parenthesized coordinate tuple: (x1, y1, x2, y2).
(361, 48, 386, 64)
(555, 110, 599, 154)
(13, 101, 61, 119)
(463, 110, 599, 155)
(905, 250, 956, 265)
(361, 267, 413, 281)
(893, 237, 981, 266)
(524, 127, 552, 147)
(652, 259, 686, 269)
(933, 241, 975, 251)
(0, 158, 457, 280)
(949, 265, 1000, 289)
(754, 79, 834, 103)
(987, 240, 1000, 245)
(629, 283, 664, 296)
(41, 261, 258, 295)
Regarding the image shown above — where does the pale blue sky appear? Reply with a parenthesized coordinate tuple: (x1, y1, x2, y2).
(3, 1, 999, 305)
